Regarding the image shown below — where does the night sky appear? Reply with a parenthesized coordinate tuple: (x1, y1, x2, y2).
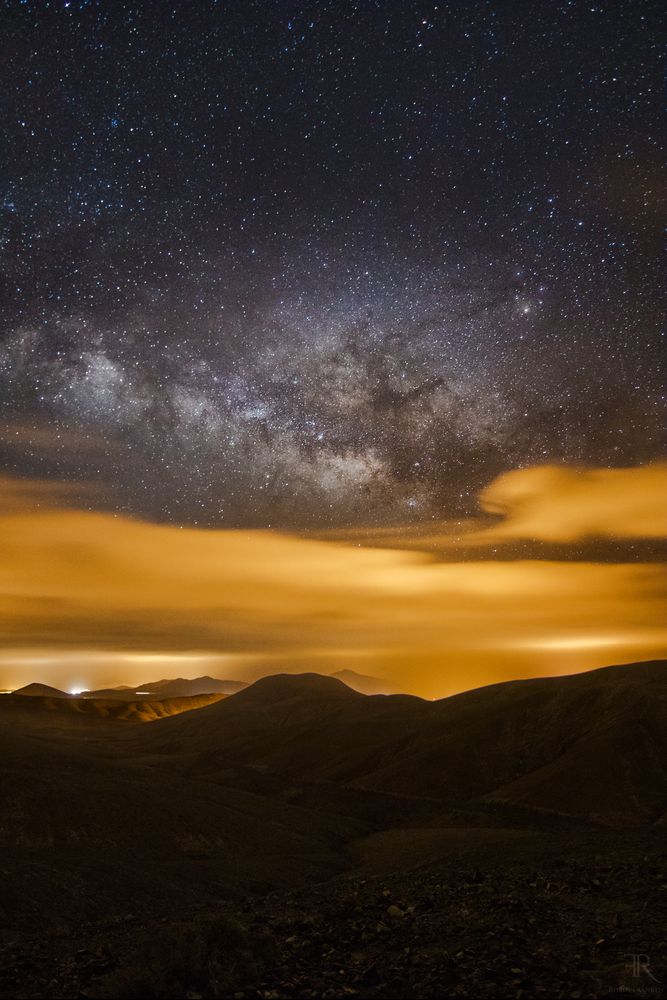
(1, 0, 663, 530)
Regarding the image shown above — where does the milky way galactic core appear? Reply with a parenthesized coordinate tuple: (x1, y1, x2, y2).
(1, 1, 663, 527)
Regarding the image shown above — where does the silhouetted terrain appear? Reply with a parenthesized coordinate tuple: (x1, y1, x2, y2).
(84, 676, 249, 699)
(11, 672, 397, 701)
(12, 682, 71, 698)
(0, 661, 665, 998)
(329, 669, 400, 695)
(138, 661, 667, 825)
(0, 690, 227, 727)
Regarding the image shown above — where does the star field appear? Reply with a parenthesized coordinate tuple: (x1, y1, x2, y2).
(0, 0, 663, 527)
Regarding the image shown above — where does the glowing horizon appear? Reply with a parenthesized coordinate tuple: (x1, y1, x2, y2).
(0, 463, 665, 698)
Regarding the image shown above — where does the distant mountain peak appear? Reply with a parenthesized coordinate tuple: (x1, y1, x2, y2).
(83, 676, 248, 700)
(12, 682, 70, 698)
(237, 672, 360, 702)
(330, 669, 400, 695)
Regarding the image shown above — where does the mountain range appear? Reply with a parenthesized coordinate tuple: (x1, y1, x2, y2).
(134, 660, 667, 827)
(1, 660, 664, 998)
(12, 674, 247, 699)
(10, 668, 396, 700)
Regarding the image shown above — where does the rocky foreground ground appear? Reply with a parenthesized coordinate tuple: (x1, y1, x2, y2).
(1, 834, 665, 999)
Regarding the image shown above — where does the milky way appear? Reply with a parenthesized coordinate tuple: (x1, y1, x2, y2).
(1, 0, 663, 527)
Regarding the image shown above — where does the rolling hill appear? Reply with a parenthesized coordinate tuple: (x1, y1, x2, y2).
(0, 691, 228, 727)
(1, 661, 665, 998)
(137, 661, 667, 826)
(11, 682, 70, 697)
(0, 661, 664, 935)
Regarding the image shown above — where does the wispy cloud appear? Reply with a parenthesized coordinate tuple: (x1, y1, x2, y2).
(476, 463, 667, 542)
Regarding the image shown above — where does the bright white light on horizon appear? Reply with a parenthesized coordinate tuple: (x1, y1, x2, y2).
(0, 649, 257, 694)
(518, 633, 661, 651)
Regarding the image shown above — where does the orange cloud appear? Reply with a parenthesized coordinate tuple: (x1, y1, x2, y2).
(0, 471, 665, 696)
(477, 463, 667, 542)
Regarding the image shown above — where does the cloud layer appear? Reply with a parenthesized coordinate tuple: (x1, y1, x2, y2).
(0, 464, 665, 696)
